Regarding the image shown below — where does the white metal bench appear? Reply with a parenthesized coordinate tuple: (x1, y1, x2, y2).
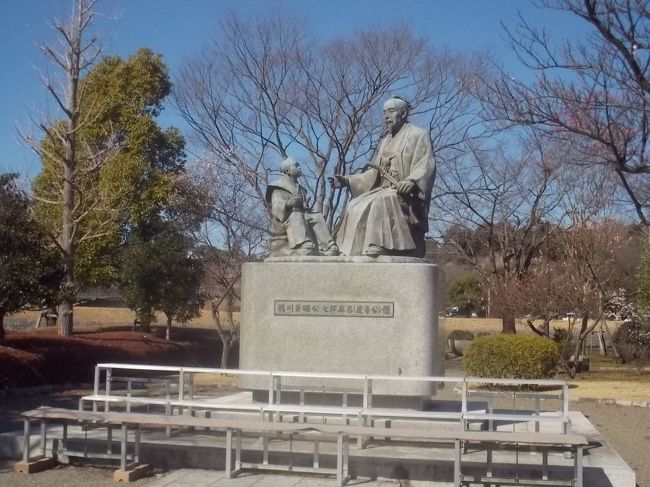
(14, 406, 588, 487)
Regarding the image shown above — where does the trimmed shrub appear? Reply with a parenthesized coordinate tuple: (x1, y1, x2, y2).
(448, 329, 475, 341)
(463, 334, 559, 379)
(614, 318, 650, 366)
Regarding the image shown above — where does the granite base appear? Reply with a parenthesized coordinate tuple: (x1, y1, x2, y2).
(239, 259, 441, 398)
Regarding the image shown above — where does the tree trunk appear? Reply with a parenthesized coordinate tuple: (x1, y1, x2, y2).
(563, 360, 577, 379)
(0, 312, 5, 345)
(541, 317, 550, 337)
(139, 311, 152, 333)
(46, 306, 58, 327)
(166, 314, 172, 341)
(221, 339, 230, 369)
(57, 0, 83, 338)
(221, 291, 236, 368)
(501, 311, 516, 334)
(570, 312, 591, 376)
(57, 300, 74, 337)
(526, 317, 550, 338)
(225, 291, 235, 329)
(59, 174, 75, 338)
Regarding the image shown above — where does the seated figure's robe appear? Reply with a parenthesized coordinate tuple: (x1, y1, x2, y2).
(336, 123, 436, 256)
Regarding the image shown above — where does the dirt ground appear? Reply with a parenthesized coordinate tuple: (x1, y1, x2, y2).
(576, 400, 650, 487)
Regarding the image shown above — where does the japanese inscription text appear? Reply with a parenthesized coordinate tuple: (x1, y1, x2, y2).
(274, 300, 394, 318)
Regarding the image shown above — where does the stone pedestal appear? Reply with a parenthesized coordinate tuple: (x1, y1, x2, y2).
(239, 256, 441, 400)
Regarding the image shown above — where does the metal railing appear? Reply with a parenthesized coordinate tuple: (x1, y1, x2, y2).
(88, 363, 571, 433)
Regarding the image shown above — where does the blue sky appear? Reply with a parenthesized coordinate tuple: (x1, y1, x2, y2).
(0, 0, 589, 182)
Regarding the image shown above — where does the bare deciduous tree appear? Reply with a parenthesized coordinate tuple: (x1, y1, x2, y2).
(174, 14, 486, 235)
(192, 159, 266, 368)
(20, 0, 121, 336)
(516, 219, 639, 376)
(479, 0, 650, 226)
(433, 133, 574, 333)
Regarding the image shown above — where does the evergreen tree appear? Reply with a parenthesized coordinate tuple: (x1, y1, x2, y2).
(119, 218, 204, 339)
(0, 174, 63, 343)
(33, 47, 186, 335)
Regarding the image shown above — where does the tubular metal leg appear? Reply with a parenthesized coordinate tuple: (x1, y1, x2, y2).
(357, 413, 365, 448)
(225, 429, 232, 478)
(62, 423, 68, 454)
(165, 402, 172, 437)
(135, 425, 141, 463)
(343, 434, 349, 479)
(488, 398, 494, 431)
(22, 419, 30, 462)
(454, 439, 461, 487)
(235, 430, 241, 471)
(93, 366, 100, 396)
(313, 439, 319, 468)
(515, 443, 520, 482)
(107, 425, 113, 454)
(83, 421, 88, 458)
(486, 444, 492, 478)
(263, 435, 269, 464)
(120, 423, 128, 471)
(336, 433, 343, 486)
(575, 445, 583, 487)
(40, 420, 47, 457)
(127, 380, 132, 413)
(105, 369, 112, 412)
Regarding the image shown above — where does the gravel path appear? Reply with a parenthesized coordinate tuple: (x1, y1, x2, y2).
(575, 399, 650, 487)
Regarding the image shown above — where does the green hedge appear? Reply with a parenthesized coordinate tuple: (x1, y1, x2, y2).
(463, 334, 559, 379)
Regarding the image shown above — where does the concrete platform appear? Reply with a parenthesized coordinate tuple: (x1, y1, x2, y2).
(0, 405, 635, 486)
(148, 469, 443, 486)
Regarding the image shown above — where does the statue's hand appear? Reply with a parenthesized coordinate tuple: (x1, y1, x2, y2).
(397, 179, 416, 195)
(286, 196, 304, 211)
(329, 175, 348, 189)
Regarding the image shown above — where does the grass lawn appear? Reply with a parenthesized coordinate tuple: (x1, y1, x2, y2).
(562, 355, 650, 402)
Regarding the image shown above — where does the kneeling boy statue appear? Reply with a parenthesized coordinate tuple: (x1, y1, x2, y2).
(266, 157, 339, 257)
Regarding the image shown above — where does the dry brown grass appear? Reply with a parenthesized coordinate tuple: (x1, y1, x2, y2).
(567, 371, 650, 401)
(441, 317, 617, 336)
(9, 305, 240, 330)
(10, 310, 593, 335)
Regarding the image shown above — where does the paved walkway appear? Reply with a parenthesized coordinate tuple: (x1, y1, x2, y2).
(148, 470, 441, 486)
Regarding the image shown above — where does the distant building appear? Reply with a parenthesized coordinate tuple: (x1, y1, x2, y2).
(76, 287, 126, 308)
